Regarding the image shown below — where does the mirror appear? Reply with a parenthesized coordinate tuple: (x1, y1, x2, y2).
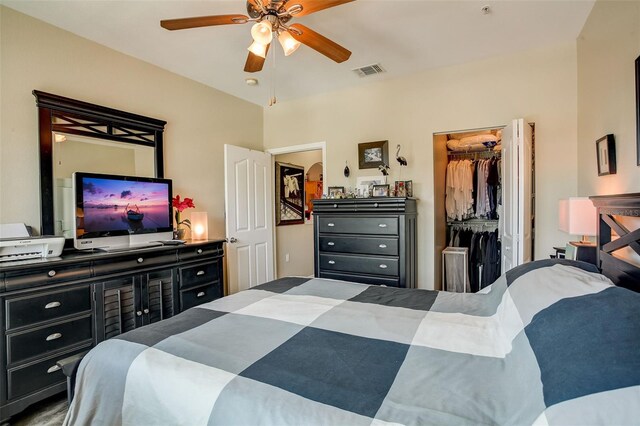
(52, 133, 156, 237)
(35, 90, 166, 238)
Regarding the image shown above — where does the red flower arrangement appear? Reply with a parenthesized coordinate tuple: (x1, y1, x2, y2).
(172, 195, 195, 229)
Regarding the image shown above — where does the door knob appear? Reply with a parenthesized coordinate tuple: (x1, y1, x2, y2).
(228, 237, 238, 243)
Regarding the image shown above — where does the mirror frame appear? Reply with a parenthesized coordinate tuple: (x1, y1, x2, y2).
(33, 90, 166, 236)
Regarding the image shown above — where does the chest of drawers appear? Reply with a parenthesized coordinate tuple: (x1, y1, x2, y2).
(0, 239, 225, 422)
(313, 198, 417, 288)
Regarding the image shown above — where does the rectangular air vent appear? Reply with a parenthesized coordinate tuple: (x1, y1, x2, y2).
(353, 63, 386, 77)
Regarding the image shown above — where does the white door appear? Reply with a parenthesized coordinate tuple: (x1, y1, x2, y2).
(224, 145, 274, 294)
(501, 119, 533, 273)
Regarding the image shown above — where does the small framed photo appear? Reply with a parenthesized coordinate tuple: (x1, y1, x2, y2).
(328, 186, 345, 198)
(358, 140, 389, 169)
(395, 181, 406, 197)
(372, 184, 390, 197)
(596, 134, 616, 176)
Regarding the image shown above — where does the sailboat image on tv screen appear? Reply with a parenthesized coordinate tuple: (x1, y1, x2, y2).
(125, 204, 144, 222)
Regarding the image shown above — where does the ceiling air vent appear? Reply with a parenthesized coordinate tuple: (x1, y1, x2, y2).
(353, 64, 386, 78)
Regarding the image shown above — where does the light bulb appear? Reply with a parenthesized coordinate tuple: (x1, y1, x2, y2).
(278, 31, 301, 56)
(194, 224, 204, 236)
(248, 41, 267, 58)
(251, 21, 273, 45)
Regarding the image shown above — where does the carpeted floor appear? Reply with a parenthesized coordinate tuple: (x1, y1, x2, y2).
(9, 394, 67, 426)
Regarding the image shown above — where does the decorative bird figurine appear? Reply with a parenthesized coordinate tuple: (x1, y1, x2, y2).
(378, 163, 390, 176)
(396, 144, 408, 166)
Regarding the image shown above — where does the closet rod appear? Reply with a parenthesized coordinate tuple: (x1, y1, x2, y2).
(447, 150, 500, 159)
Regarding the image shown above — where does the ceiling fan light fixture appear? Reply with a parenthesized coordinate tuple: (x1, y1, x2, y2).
(251, 20, 273, 45)
(248, 41, 268, 58)
(278, 31, 301, 56)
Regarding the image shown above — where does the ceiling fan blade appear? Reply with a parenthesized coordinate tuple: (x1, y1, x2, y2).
(289, 0, 355, 17)
(288, 24, 351, 63)
(161, 14, 249, 31)
(244, 43, 271, 73)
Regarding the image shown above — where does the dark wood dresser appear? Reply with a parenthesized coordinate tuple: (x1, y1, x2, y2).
(0, 239, 224, 422)
(313, 198, 417, 288)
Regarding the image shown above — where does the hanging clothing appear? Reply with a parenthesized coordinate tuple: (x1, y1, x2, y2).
(448, 227, 501, 292)
(445, 160, 475, 221)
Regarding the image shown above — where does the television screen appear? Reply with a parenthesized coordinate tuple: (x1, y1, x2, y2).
(74, 173, 173, 242)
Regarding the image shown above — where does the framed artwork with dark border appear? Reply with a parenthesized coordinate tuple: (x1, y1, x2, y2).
(596, 134, 616, 176)
(328, 186, 345, 198)
(372, 184, 390, 197)
(636, 55, 639, 166)
(358, 140, 389, 169)
(275, 161, 305, 226)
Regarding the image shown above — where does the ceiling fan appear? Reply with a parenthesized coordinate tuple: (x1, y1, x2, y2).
(160, 0, 355, 73)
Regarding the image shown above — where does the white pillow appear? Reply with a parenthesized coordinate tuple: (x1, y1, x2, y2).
(460, 134, 498, 145)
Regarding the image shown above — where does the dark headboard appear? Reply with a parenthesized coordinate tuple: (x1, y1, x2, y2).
(589, 193, 640, 291)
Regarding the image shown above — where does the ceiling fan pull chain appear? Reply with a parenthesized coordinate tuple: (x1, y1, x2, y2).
(269, 35, 277, 106)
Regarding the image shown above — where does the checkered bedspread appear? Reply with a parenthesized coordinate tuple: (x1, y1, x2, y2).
(64, 260, 640, 425)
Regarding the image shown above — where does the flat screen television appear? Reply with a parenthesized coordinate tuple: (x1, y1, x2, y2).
(73, 172, 173, 250)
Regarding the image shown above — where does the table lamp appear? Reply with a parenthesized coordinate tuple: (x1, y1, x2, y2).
(190, 212, 208, 241)
(559, 197, 597, 244)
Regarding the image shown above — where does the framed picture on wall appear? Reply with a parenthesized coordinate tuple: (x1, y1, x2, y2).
(358, 140, 389, 169)
(596, 134, 616, 176)
(275, 162, 305, 226)
(636, 55, 639, 166)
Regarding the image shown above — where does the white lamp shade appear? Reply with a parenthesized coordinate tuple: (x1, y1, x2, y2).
(559, 197, 597, 236)
(278, 31, 301, 56)
(248, 41, 268, 58)
(251, 21, 273, 45)
(190, 212, 208, 241)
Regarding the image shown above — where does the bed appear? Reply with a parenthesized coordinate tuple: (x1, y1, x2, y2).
(64, 194, 640, 425)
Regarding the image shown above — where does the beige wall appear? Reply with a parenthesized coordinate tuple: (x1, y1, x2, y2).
(577, 0, 640, 197)
(0, 6, 263, 238)
(264, 43, 579, 290)
(274, 150, 322, 278)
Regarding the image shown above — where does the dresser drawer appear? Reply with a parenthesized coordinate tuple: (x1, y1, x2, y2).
(179, 262, 220, 290)
(318, 217, 398, 235)
(7, 347, 89, 400)
(7, 316, 92, 365)
(318, 271, 400, 287)
(178, 243, 223, 262)
(180, 282, 221, 311)
(4, 263, 92, 291)
(6, 286, 92, 330)
(93, 252, 177, 276)
(319, 235, 398, 256)
(319, 254, 399, 277)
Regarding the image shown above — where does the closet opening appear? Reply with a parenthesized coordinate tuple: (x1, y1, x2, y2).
(433, 122, 535, 292)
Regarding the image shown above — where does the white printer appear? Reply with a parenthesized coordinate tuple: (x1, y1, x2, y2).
(0, 223, 65, 262)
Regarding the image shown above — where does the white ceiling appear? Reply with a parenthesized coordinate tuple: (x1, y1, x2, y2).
(2, 0, 595, 106)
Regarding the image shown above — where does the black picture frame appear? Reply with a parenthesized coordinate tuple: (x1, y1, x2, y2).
(635, 55, 639, 166)
(358, 140, 389, 169)
(372, 184, 390, 197)
(596, 134, 616, 176)
(327, 186, 345, 198)
(275, 162, 305, 226)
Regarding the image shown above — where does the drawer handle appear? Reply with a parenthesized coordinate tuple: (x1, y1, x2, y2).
(379, 244, 387, 249)
(47, 270, 56, 278)
(45, 301, 61, 309)
(374, 203, 379, 208)
(378, 224, 387, 228)
(197, 249, 203, 254)
(327, 223, 335, 227)
(136, 311, 143, 317)
(333, 204, 338, 208)
(327, 242, 335, 246)
(46, 333, 62, 341)
(379, 264, 388, 269)
(47, 365, 61, 374)
(137, 257, 144, 264)
(143, 308, 150, 314)
(328, 260, 336, 265)
(196, 270, 205, 276)
(197, 291, 206, 298)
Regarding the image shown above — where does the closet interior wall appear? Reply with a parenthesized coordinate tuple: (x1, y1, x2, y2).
(433, 127, 503, 291)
